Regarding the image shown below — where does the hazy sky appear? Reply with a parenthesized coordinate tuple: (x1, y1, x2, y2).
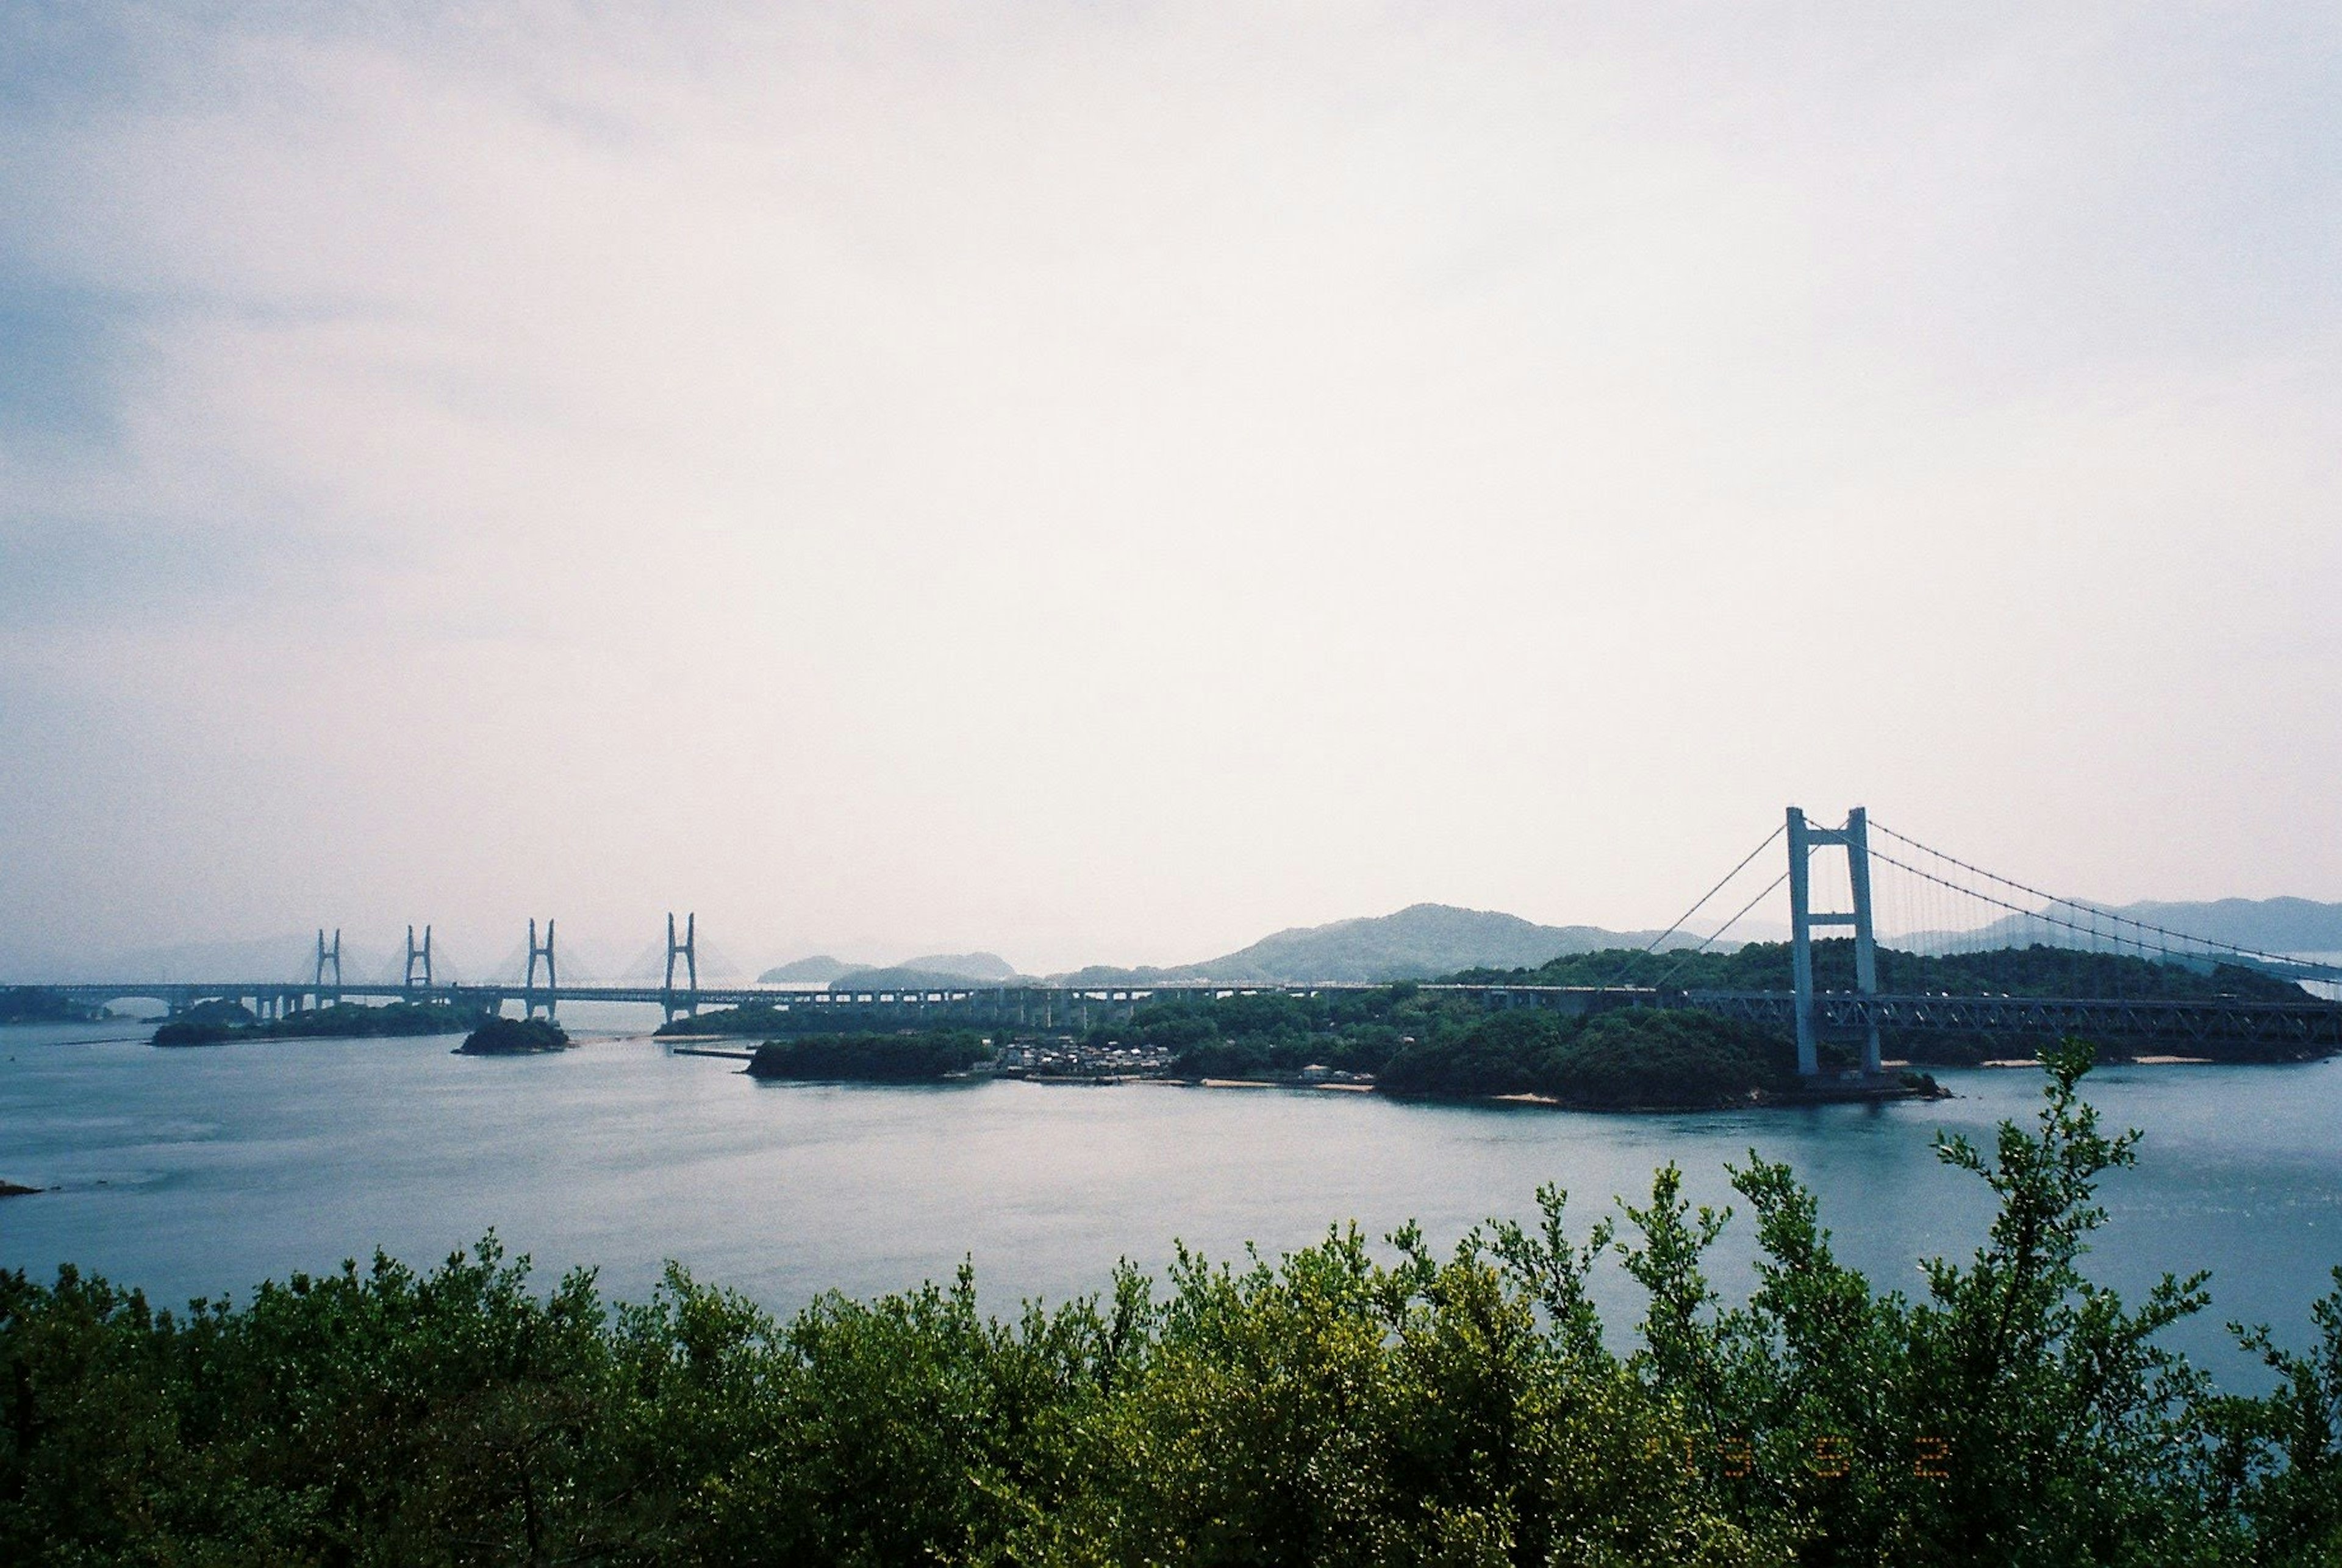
(4, 2, 2338, 978)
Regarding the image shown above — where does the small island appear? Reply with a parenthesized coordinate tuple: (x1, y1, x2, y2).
(154, 1000, 490, 1048)
(0, 1180, 41, 1199)
(719, 994, 1941, 1109)
(665, 939, 2342, 1111)
(747, 1031, 987, 1083)
(456, 1016, 573, 1055)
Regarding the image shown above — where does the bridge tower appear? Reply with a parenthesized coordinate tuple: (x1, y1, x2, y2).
(663, 912, 698, 1023)
(313, 928, 342, 1009)
(405, 925, 432, 990)
(525, 918, 557, 1019)
(1787, 806, 1882, 1078)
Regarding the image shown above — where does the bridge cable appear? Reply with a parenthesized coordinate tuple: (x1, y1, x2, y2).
(1864, 845, 2322, 981)
(1600, 822, 1784, 987)
(1869, 820, 2313, 973)
(1649, 868, 1791, 992)
(1636, 822, 1785, 954)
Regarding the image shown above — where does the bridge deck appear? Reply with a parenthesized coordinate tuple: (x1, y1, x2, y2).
(27, 977, 2342, 1045)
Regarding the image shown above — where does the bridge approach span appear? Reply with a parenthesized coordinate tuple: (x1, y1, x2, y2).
(33, 977, 2342, 1050)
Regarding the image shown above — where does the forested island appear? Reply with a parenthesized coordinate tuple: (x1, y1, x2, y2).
(1115, 986, 1936, 1107)
(747, 1031, 988, 1082)
(673, 987, 1936, 1106)
(455, 1017, 573, 1055)
(0, 987, 104, 1025)
(1459, 939, 2327, 1064)
(652, 939, 2337, 1106)
(152, 999, 491, 1048)
(2, 1050, 2337, 1564)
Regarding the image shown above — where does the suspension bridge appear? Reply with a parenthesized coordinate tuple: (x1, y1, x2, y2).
(22, 807, 2342, 1073)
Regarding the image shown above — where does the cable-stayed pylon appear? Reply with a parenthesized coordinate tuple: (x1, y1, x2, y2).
(663, 912, 698, 1023)
(525, 918, 557, 1019)
(313, 928, 341, 1008)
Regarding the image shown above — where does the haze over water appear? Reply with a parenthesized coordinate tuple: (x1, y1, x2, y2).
(6, 1018, 2336, 1382)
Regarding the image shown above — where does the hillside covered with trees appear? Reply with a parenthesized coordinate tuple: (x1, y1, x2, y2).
(1450, 942, 2323, 1065)
(747, 1031, 989, 1082)
(152, 1000, 492, 1048)
(0, 987, 102, 1024)
(674, 937, 2330, 1103)
(1456, 938, 2313, 1001)
(1051, 903, 1692, 987)
(1104, 987, 1862, 1107)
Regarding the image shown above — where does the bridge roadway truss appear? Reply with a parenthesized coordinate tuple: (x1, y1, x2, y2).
(1683, 988, 2342, 1051)
(33, 977, 2342, 1050)
(37, 804, 2342, 1067)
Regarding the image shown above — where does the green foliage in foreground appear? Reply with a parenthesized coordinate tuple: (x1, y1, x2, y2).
(747, 1031, 989, 1082)
(5, 1045, 2339, 1566)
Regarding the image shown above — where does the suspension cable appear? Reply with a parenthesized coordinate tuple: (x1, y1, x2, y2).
(1596, 822, 1784, 988)
(1863, 845, 2314, 975)
(1637, 822, 1785, 954)
(1868, 820, 2312, 970)
(1650, 869, 1790, 990)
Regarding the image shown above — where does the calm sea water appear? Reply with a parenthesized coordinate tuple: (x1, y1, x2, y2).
(3, 1015, 2337, 1378)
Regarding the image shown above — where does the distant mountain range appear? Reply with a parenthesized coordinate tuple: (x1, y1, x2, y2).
(755, 897, 2342, 992)
(1923, 898, 2342, 958)
(1045, 903, 1713, 987)
(757, 955, 860, 984)
(756, 951, 1019, 986)
(2107, 898, 2342, 954)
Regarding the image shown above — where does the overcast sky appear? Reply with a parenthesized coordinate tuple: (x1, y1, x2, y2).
(3, 2, 2338, 978)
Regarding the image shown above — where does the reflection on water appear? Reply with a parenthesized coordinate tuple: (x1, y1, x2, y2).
(2, 1018, 2337, 1380)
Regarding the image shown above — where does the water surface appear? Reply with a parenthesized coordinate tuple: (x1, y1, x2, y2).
(4, 1018, 2336, 1378)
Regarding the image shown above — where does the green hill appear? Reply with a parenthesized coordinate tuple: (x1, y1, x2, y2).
(829, 966, 1007, 991)
(760, 952, 1021, 986)
(756, 956, 861, 984)
(1055, 903, 1686, 986)
(2103, 896, 2342, 954)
